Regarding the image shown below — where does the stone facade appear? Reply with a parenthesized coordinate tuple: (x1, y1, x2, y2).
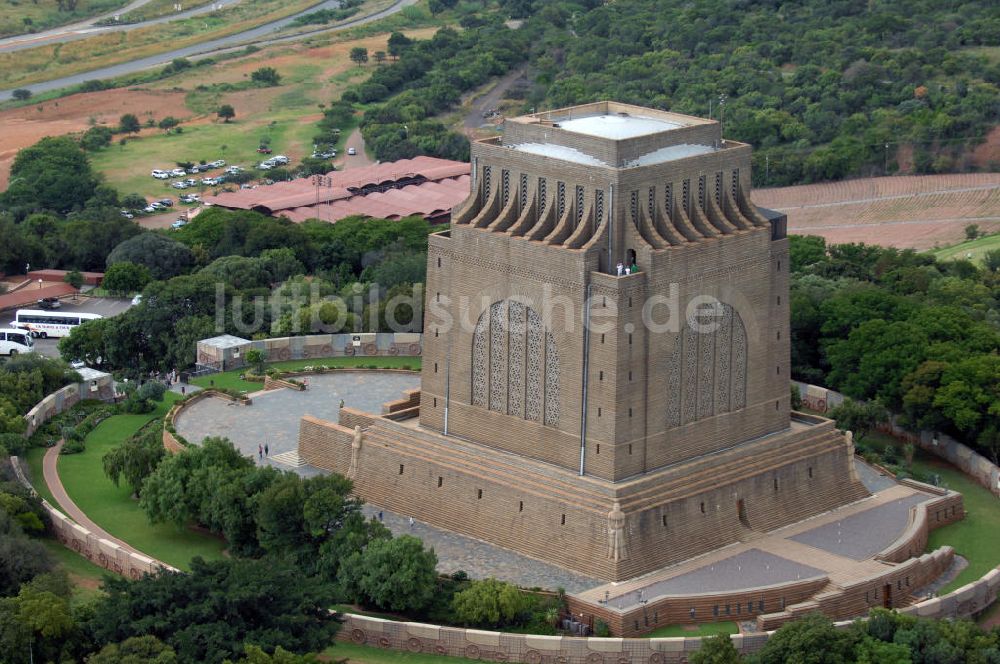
(300, 102, 872, 583)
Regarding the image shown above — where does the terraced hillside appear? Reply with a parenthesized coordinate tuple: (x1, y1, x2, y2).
(752, 174, 1000, 250)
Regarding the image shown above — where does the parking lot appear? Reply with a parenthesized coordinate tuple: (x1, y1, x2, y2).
(1, 296, 133, 359)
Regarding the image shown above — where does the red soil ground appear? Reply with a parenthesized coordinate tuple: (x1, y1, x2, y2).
(752, 173, 1000, 250)
(0, 88, 190, 188)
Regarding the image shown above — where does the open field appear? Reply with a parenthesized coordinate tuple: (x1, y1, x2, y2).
(0, 0, 319, 89)
(0, 0, 124, 39)
(931, 233, 1000, 265)
(56, 392, 227, 569)
(752, 173, 1000, 251)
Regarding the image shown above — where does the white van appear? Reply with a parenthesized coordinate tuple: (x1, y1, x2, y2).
(151, 169, 169, 179)
(0, 328, 33, 356)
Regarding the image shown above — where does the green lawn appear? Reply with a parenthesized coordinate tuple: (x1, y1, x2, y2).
(930, 233, 1000, 265)
(190, 356, 421, 393)
(22, 445, 62, 514)
(869, 430, 1000, 593)
(56, 394, 226, 570)
(646, 621, 739, 638)
(324, 642, 482, 664)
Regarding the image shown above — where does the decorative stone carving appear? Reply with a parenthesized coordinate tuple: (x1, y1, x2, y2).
(526, 308, 543, 422)
(508, 301, 525, 417)
(607, 501, 628, 561)
(698, 309, 716, 420)
(489, 301, 506, 412)
(348, 425, 362, 479)
(732, 310, 748, 410)
(682, 325, 698, 424)
(544, 332, 559, 427)
(715, 304, 733, 414)
(472, 310, 489, 406)
(665, 333, 681, 428)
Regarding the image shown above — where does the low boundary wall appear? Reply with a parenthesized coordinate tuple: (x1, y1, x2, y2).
(792, 381, 1000, 498)
(197, 332, 424, 371)
(9, 456, 178, 579)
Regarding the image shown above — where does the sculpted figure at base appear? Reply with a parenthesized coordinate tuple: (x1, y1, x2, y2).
(608, 501, 628, 562)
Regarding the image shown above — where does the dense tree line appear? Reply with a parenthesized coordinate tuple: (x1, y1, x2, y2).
(521, 0, 1000, 184)
(789, 235, 1000, 462)
(0, 356, 80, 441)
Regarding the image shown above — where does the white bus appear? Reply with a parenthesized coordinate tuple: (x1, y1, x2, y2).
(0, 328, 34, 356)
(13, 309, 103, 339)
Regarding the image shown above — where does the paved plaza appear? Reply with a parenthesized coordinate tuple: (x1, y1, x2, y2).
(175, 376, 933, 599)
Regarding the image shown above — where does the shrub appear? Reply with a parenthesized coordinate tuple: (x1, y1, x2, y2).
(60, 439, 85, 454)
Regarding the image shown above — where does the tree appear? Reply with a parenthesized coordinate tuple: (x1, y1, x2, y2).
(983, 249, 1000, 273)
(102, 262, 151, 295)
(224, 645, 318, 664)
(350, 47, 369, 66)
(103, 429, 166, 497)
(250, 67, 282, 87)
(829, 399, 890, 445)
(107, 233, 194, 280)
(85, 557, 338, 664)
(386, 32, 412, 58)
(121, 193, 147, 210)
(218, 105, 236, 122)
(451, 578, 531, 628)
(1, 136, 99, 216)
(0, 512, 54, 597)
(753, 613, 855, 664)
(244, 348, 265, 374)
(63, 270, 84, 290)
(340, 535, 438, 612)
(80, 125, 113, 151)
(690, 633, 743, 664)
(158, 117, 180, 132)
(119, 113, 141, 135)
(373, 50, 387, 65)
(87, 636, 177, 664)
(11, 89, 31, 101)
(964, 224, 980, 240)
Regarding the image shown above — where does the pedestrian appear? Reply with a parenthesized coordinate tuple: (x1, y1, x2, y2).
(258, 444, 263, 460)
(616, 262, 624, 277)
(264, 443, 269, 456)
(181, 386, 185, 396)
(409, 516, 415, 528)
(339, 399, 345, 408)
(378, 511, 383, 522)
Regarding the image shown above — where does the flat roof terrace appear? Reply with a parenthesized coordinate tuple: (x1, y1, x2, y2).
(555, 114, 686, 139)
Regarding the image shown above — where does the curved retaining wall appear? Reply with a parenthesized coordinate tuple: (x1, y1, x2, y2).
(9, 456, 179, 579)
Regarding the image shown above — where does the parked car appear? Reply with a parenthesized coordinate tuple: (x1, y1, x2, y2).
(179, 194, 201, 203)
(187, 166, 201, 174)
(272, 155, 289, 165)
(120, 210, 134, 219)
(37, 297, 61, 310)
(201, 177, 219, 186)
(257, 146, 272, 154)
(170, 168, 186, 177)
(143, 205, 157, 213)
(258, 161, 274, 170)
(149, 202, 164, 209)
(131, 293, 143, 306)
(158, 199, 174, 207)
(348, 147, 357, 155)
(171, 181, 188, 189)
(225, 166, 243, 174)
(184, 178, 196, 186)
(69, 359, 86, 369)
(312, 150, 336, 159)
(211, 159, 226, 168)
(171, 219, 187, 229)
(151, 169, 169, 179)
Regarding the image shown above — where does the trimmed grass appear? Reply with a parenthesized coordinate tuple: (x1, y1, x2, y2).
(190, 355, 421, 393)
(646, 621, 739, 638)
(930, 233, 1000, 265)
(22, 445, 62, 514)
(870, 430, 1000, 593)
(0, 0, 124, 39)
(56, 393, 226, 570)
(323, 642, 482, 664)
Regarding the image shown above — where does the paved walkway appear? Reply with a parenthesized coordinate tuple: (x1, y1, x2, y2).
(41, 440, 152, 558)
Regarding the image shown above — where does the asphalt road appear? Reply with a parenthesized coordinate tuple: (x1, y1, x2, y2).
(1, 296, 132, 359)
(0, 0, 418, 101)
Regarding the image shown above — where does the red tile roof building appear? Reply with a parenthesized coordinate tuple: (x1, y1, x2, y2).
(203, 157, 471, 224)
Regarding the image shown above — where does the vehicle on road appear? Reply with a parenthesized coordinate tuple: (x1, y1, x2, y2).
(0, 328, 33, 356)
(348, 147, 357, 155)
(13, 309, 102, 339)
(151, 169, 169, 179)
(37, 297, 61, 310)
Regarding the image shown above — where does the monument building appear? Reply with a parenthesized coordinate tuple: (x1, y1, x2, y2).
(300, 102, 873, 582)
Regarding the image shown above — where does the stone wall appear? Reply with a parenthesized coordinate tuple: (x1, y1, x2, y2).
(10, 456, 178, 579)
(23, 372, 116, 437)
(792, 381, 1000, 498)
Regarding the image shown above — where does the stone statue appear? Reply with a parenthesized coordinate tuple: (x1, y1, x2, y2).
(348, 425, 362, 479)
(607, 501, 628, 562)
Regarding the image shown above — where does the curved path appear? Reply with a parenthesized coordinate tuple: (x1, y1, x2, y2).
(42, 440, 151, 558)
(0, 0, 417, 100)
(0, 0, 242, 53)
